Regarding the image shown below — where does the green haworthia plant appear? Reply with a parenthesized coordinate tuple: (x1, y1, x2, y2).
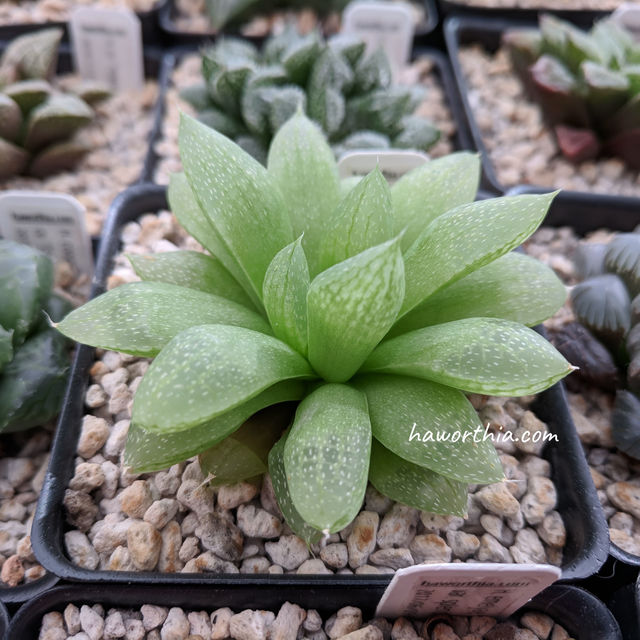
(57, 111, 572, 537)
(179, 28, 439, 164)
(0, 239, 71, 433)
(0, 28, 107, 181)
(504, 14, 640, 168)
(570, 231, 640, 459)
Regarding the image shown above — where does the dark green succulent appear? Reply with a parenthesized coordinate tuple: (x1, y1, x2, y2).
(0, 28, 107, 181)
(180, 28, 439, 164)
(0, 239, 71, 433)
(504, 14, 640, 168)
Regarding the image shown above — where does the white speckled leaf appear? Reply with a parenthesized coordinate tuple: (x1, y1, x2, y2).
(317, 168, 393, 273)
(263, 237, 309, 356)
(179, 114, 293, 301)
(199, 403, 291, 486)
(56, 282, 270, 357)
(284, 383, 371, 532)
(354, 374, 502, 483)
(363, 318, 573, 396)
(124, 381, 305, 472)
(391, 252, 567, 337)
(369, 439, 467, 516)
(269, 431, 324, 544)
(133, 324, 315, 433)
(0, 327, 13, 369)
(307, 236, 405, 382)
(267, 112, 340, 276)
(401, 192, 558, 316)
(167, 172, 258, 307)
(129, 250, 256, 310)
(391, 152, 480, 252)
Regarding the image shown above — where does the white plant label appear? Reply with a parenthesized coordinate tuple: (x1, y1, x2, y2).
(376, 563, 561, 618)
(342, 2, 415, 80)
(0, 191, 93, 278)
(338, 150, 429, 183)
(612, 3, 640, 41)
(69, 6, 144, 91)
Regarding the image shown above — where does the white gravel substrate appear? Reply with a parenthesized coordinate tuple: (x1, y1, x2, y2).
(0, 76, 158, 237)
(459, 46, 640, 198)
(525, 226, 640, 557)
(36, 601, 574, 640)
(59, 211, 567, 576)
(153, 55, 457, 184)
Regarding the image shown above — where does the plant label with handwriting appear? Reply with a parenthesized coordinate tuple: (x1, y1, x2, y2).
(0, 191, 93, 279)
(338, 150, 429, 184)
(376, 564, 561, 618)
(69, 6, 144, 91)
(342, 2, 414, 80)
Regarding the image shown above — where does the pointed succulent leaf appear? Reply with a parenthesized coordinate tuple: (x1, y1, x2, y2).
(391, 252, 567, 336)
(284, 383, 371, 532)
(573, 242, 607, 279)
(235, 134, 268, 164)
(0, 94, 22, 141)
(263, 237, 310, 356)
(29, 140, 89, 178)
(71, 81, 110, 106)
(179, 83, 212, 111)
(582, 61, 629, 122)
(328, 35, 366, 68)
(205, 0, 259, 30)
(0, 326, 13, 370)
(401, 192, 557, 316)
(369, 439, 468, 516)
(363, 317, 573, 396)
(318, 167, 393, 272)
(282, 34, 321, 85)
(339, 176, 362, 198)
(355, 374, 503, 483)
(0, 138, 29, 181)
(198, 107, 245, 139)
(241, 84, 273, 138)
(167, 172, 259, 308)
(128, 250, 255, 309)
(179, 114, 293, 302)
(309, 85, 345, 138)
(503, 28, 543, 81)
(211, 65, 253, 115)
(554, 124, 600, 163)
(56, 282, 271, 357)
(269, 431, 324, 544)
(0, 239, 53, 346)
(267, 86, 306, 134)
(199, 403, 290, 486)
(0, 28, 62, 85)
(0, 329, 68, 433)
(592, 19, 632, 68)
(267, 112, 340, 275)
(570, 274, 631, 341)
(353, 48, 392, 94)
(605, 232, 640, 294)
(344, 88, 411, 137)
(307, 236, 405, 382)
(391, 152, 480, 252)
(125, 380, 305, 473)
(612, 390, 640, 460)
(3, 79, 50, 113)
(393, 115, 440, 152)
(133, 324, 314, 433)
(564, 27, 604, 73)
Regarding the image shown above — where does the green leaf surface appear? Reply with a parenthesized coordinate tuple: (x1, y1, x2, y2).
(267, 112, 340, 276)
(167, 172, 260, 308)
(317, 168, 393, 273)
(390, 252, 567, 336)
(391, 153, 480, 252)
(354, 374, 503, 483)
(307, 236, 405, 382)
(124, 381, 305, 473)
(0, 239, 53, 346)
(263, 237, 309, 356)
(179, 114, 293, 302)
(128, 250, 255, 309)
(0, 326, 13, 370)
(363, 317, 573, 396)
(369, 439, 468, 516)
(133, 324, 315, 433)
(401, 192, 557, 315)
(199, 403, 291, 486)
(269, 431, 324, 544)
(56, 282, 270, 357)
(284, 383, 371, 532)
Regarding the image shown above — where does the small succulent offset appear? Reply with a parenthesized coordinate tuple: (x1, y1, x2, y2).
(0, 240, 71, 433)
(570, 232, 640, 459)
(57, 112, 572, 538)
(0, 28, 107, 181)
(504, 15, 640, 168)
(180, 28, 439, 164)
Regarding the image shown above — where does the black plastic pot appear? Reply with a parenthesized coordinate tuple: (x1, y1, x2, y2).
(159, 0, 438, 47)
(6, 583, 623, 640)
(608, 574, 640, 640)
(0, 601, 9, 640)
(437, 0, 609, 28)
(0, 0, 169, 46)
(444, 15, 640, 208)
(30, 182, 608, 588)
